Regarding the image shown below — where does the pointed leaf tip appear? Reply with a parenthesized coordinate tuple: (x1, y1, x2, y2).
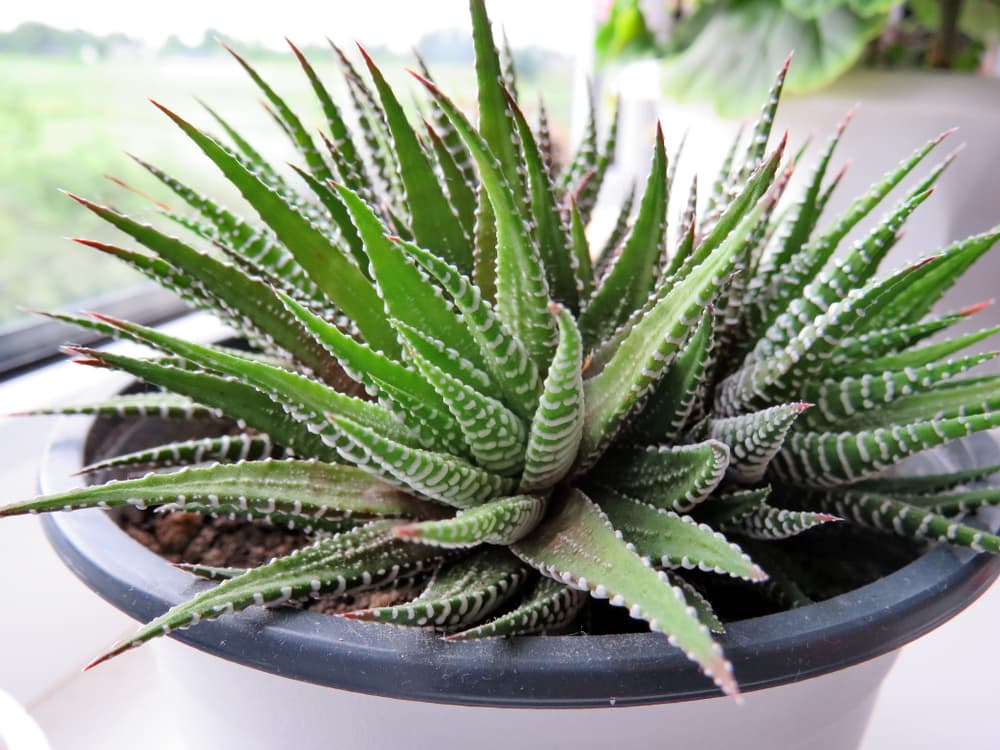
(355, 42, 374, 64)
(960, 300, 993, 317)
(87, 311, 120, 326)
(776, 129, 789, 153)
(392, 524, 419, 539)
(83, 642, 131, 671)
(72, 238, 119, 254)
(406, 67, 434, 89)
(64, 192, 90, 208)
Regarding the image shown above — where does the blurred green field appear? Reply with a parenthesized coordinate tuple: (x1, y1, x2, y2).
(0, 53, 572, 327)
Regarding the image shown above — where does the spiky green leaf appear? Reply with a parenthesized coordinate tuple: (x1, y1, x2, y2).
(395, 495, 546, 548)
(592, 441, 730, 513)
(412, 73, 557, 372)
(520, 304, 584, 492)
(86, 522, 447, 667)
(589, 485, 766, 582)
(331, 415, 517, 508)
(447, 576, 586, 640)
(512, 489, 738, 697)
(345, 548, 528, 627)
(150, 101, 398, 356)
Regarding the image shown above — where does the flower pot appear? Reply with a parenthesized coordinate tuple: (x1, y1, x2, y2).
(36, 372, 1000, 749)
(610, 67, 1000, 366)
(0, 689, 50, 750)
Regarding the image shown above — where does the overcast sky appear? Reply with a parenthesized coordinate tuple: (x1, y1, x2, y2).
(0, 0, 592, 54)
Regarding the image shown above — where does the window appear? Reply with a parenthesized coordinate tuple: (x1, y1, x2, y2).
(0, 0, 588, 375)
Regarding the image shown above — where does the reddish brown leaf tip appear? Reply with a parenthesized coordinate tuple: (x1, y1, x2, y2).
(71, 238, 117, 253)
(216, 38, 239, 58)
(776, 129, 789, 153)
(83, 643, 129, 672)
(838, 104, 859, 133)
(406, 68, 435, 90)
(148, 100, 187, 127)
(749, 566, 770, 583)
(933, 127, 959, 145)
(791, 402, 814, 413)
(63, 192, 91, 207)
(87, 311, 122, 327)
(355, 42, 374, 66)
(391, 524, 418, 539)
(960, 300, 993, 316)
(339, 610, 373, 620)
(943, 143, 967, 163)
(61, 345, 100, 359)
(708, 654, 741, 701)
(73, 358, 110, 368)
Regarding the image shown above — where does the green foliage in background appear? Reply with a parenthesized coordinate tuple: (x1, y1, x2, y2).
(596, 0, 1000, 117)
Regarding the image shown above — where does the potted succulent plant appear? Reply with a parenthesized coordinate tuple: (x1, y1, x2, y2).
(5, 1, 1000, 747)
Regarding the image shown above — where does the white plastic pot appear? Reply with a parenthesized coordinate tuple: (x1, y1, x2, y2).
(0, 689, 51, 750)
(153, 636, 897, 750)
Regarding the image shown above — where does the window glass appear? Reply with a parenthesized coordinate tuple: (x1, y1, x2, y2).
(0, 1, 585, 362)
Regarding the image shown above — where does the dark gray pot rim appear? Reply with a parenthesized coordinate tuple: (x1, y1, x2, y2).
(39, 410, 1000, 709)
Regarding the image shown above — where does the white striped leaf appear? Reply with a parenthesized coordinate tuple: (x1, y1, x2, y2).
(512, 488, 739, 698)
(394, 239, 542, 420)
(330, 415, 518, 509)
(447, 576, 586, 640)
(708, 403, 811, 484)
(592, 441, 730, 513)
(812, 491, 1000, 553)
(20, 392, 220, 421)
(590, 485, 766, 582)
(344, 548, 529, 628)
(85, 522, 448, 667)
(0, 460, 438, 521)
(520, 304, 584, 492)
(395, 495, 546, 548)
(80, 434, 291, 475)
(401, 326, 527, 476)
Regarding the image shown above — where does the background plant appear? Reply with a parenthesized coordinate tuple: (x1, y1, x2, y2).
(4, 0, 1000, 698)
(596, 0, 1000, 116)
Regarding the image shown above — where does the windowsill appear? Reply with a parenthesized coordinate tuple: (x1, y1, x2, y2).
(0, 314, 996, 748)
(0, 285, 188, 379)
